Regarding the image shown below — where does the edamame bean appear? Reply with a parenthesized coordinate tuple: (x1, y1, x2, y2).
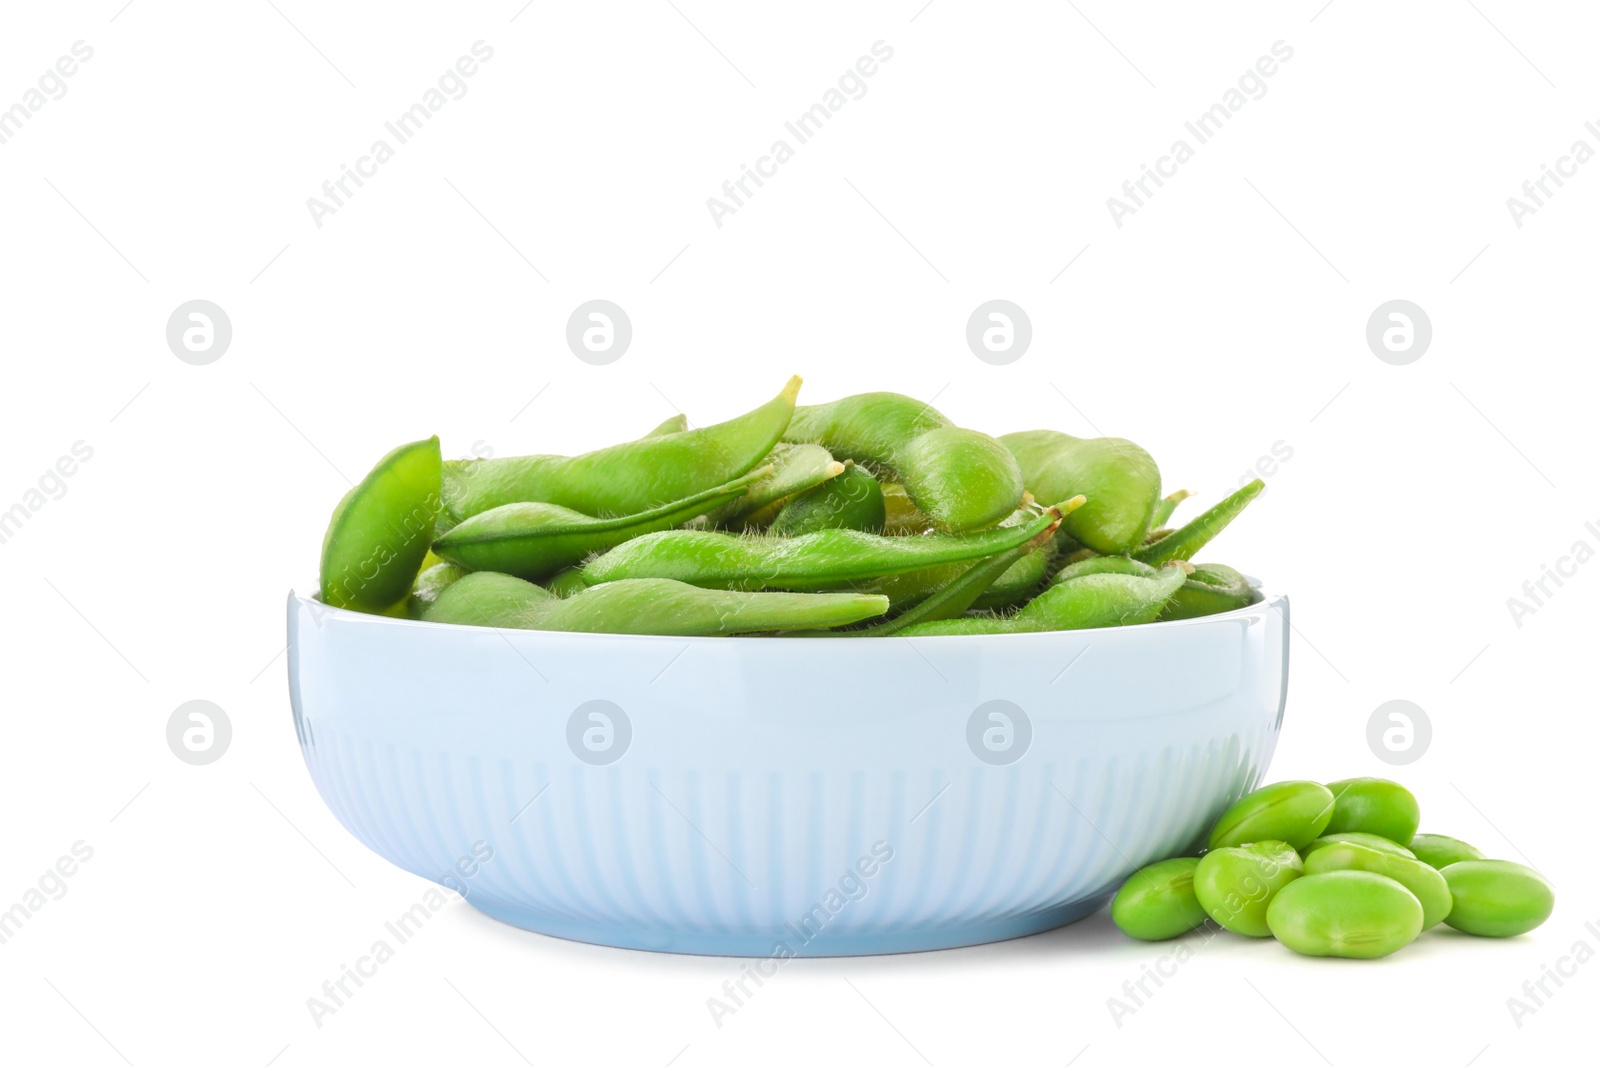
(1266, 870, 1425, 959)
(895, 562, 1187, 636)
(1208, 781, 1336, 851)
(769, 461, 886, 536)
(1324, 778, 1421, 845)
(406, 561, 467, 619)
(1111, 858, 1209, 941)
(432, 468, 769, 580)
(999, 430, 1162, 555)
(1194, 840, 1303, 937)
(424, 572, 890, 635)
(321, 436, 442, 613)
(1302, 841, 1453, 928)
(1408, 834, 1485, 870)
(1441, 860, 1555, 937)
(1134, 480, 1264, 566)
(785, 392, 1024, 531)
(1159, 562, 1257, 621)
(579, 506, 1073, 592)
(1302, 832, 1415, 860)
(443, 377, 800, 521)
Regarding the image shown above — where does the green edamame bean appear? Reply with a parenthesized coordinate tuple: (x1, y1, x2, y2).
(642, 413, 689, 438)
(443, 376, 799, 521)
(1267, 871, 1425, 959)
(1324, 778, 1421, 845)
(1194, 840, 1303, 937)
(1134, 479, 1264, 566)
(1441, 860, 1555, 937)
(769, 461, 886, 536)
(1111, 858, 1209, 941)
(432, 468, 768, 580)
(1159, 562, 1258, 621)
(895, 561, 1187, 636)
(424, 571, 890, 635)
(1208, 781, 1336, 851)
(1302, 832, 1416, 860)
(999, 429, 1162, 555)
(704, 443, 844, 529)
(406, 561, 467, 619)
(579, 507, 1070, 592)
(784, 392, 1023, 531)
(1302, 841, 1453, 928)
(1148, 488, 1191, 531)
(1408, 834, 1485, 870)
(321, 436, 442, 613)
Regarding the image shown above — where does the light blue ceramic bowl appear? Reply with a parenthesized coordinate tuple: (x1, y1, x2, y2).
(287, 585, 1288, 957)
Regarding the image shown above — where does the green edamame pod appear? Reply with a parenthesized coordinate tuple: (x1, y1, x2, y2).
(1408, 834, 1485, 870)
(1149, 488, 1192, 530)
(1049, 555, 1160, 586)
(879, 482, 932, 535)
(857, 501, 1055, 610)
(433, 468, 769, 580)
(841, 502, 1072, 637)
(769, 461, 886, 536)
(542, 566, 590, 598)
(579, 513, 1063, 592)
(1134, 479, 1264, 565)
(895, 561, 1188, 636)
(321, 436, 442, 613)
(1111, 858, 1208, 941)
(423, 571, 889, 635)
(1267, 871, 1424, 959)
(704, 443, 844, 529)
(999, 429, 1162, 555)
(784, 392, 1023, 531)
(1159, 562, 1257, 621)
(1440, 860, 1555, 937)
(442, 376, 800, 521)
(406, 561, 468, 619)
(642, 413, 689, 438)
(1302, 841, 1453, 928)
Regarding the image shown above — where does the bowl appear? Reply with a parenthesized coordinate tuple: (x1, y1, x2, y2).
(287, 585, 1288, 957)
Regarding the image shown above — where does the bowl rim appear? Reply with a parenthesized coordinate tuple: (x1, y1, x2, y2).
(289, 578, 1284, 643)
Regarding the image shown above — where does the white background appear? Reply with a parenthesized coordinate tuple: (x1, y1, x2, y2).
(2, 1, 1596, 1064)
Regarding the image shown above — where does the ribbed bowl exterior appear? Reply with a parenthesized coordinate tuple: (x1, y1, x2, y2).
(288, 589, 1289, 956)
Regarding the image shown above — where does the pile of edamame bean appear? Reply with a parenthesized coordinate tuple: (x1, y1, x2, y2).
(317, 376, 1267, 635)
(1112, 777, 1556, 957)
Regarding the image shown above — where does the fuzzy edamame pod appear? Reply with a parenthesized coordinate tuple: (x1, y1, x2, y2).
(321, 436, 442, 613)
(432, 468, 770, 580)
(1159, 562, 1258, 620)
(856, 500, 1059, 610)
(783, 392, 1023, 531)
(768, 461, 886, 536)
(542, 567, 589, 598)
(423, 571, 890, 635)
(642, 413, 689, 438)
(894, 560, 1188, 636)
(999, 429, 1162, 555)
(702, 443, 844, 529)
(1134, 479, 1264, 565)
(579, 514, 1063, 592)
(442, 377, 800, 521)
(405, 561, 467, 619)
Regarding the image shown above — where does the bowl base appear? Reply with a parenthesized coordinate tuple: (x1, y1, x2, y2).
(462, 892, 1113, 958)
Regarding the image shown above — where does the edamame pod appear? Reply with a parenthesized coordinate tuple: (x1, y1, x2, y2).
(642, 413, 689, 438)
(1324, 778, 1422, 845)
(785, 392, 1023, 531)
(856, 500, 1058, 610)
(1194, 840, 1304, 937)
(769, 461, 886, 536)
(895, 561, 1187, 636)
(405, 561, 467, 619)
(1441, 860, 1555, 937)
(1267, 871, 1425, 959)
(321, 436, 442, 613)
(879, 482, 932, 535)
(1208, 781, 1336, 851)
(1302, 841, 1453, 928)
(1134, 479, 1264, 565)
(433, 468, 769, 580)
(1048, 555, 1161, 586)
(1111, 858, 1209, 941)
(424, 572, 890, 635)
(579, 512, 1066, 592)
(704, 443, 844, 529)
(1159, 562, 1257, 621)
(999, 429, 1162, 555)
(1408, 834, 1485, 870)
(443, 376, 800, 521)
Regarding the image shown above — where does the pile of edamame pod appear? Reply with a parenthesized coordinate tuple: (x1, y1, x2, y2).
(1112, 777, 1556, 958)
(317, 376, 1267, 635)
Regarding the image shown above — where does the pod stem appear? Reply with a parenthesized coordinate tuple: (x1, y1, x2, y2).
(1134, 480, 1263, 566)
